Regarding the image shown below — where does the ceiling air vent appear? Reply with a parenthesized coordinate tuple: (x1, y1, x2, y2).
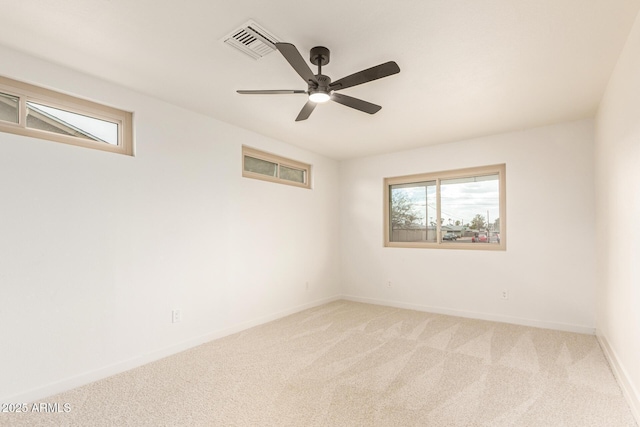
(222, 20, 281, 60)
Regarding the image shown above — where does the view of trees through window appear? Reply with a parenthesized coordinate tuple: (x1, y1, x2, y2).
(387, 167, 504, 247)
(390, 181, 436, 242)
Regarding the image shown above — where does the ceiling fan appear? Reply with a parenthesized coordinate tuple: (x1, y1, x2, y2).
(237, 42, 400, 121)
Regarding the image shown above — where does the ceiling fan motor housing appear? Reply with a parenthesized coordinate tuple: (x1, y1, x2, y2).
(311, 74, 331, 90)
(309, 74, 332, 102)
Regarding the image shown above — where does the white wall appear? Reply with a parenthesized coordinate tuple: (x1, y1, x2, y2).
(340, 120, 597, 332)
(0, 45, 341, 403)
(595, 10, 640, 420)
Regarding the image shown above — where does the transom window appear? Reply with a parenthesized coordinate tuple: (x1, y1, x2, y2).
(242, 146, 311, 189)
(384, 164, 506, 250)
(0, 75, 133, 155)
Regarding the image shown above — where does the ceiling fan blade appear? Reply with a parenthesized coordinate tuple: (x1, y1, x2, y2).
(295, 100, 317, 121)
(237, 90, 306, 94)
(330, 93, 382, 114)
(329, 61, 400, 91)
(275, 43, 318, 85)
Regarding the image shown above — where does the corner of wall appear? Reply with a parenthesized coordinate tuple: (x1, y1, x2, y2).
(596, 331, 640, 424)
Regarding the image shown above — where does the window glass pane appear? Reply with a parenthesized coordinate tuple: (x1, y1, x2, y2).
(26, 102, 118, 145)
(440, 174, 500, 244)
(279, 165, 305, 183)
(0, 92, 19, 124)
(390, 181, 436, 242)
(244, 155, 277, 177)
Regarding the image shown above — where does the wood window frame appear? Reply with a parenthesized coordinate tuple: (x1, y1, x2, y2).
(383, 164, 506, 250)
(0, 75, 133, 156)
(242, 146, 311, 189)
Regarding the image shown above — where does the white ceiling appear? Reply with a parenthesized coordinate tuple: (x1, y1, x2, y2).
(1, 0, 639, 160)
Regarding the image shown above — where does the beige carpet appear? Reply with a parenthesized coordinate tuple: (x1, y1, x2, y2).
(4, 300, 637, 426)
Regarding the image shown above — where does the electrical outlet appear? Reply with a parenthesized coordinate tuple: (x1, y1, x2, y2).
(172, 309, 182, 323)
(387, 281, 392, 287)
(305, 281, 309, 291)
(501, 290, 509, 300)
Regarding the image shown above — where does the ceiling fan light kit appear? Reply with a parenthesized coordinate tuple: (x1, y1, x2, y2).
(237, 42, 400, 121)
(309, 91, 330, 103)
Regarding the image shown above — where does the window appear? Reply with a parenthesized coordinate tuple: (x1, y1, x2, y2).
(0, 75, 133, 155)
(242, 146, 311, 189)
(384, 164, 506, 250)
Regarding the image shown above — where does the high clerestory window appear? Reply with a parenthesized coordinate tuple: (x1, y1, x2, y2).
(242, 146, 311, 189)
(384, 164, 506, 250)
(0, 75, 133, 155)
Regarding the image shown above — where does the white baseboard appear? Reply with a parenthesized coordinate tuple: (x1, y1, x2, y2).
(597, 333, 640, 424)
(342, 295, 596, 335)
(1, 294, 342, 405)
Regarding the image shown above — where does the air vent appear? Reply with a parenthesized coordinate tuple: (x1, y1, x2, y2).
(222, 20, 281, 60)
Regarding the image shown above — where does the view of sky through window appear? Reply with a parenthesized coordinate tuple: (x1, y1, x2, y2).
(26, 102, 118, 145)
(392, 175, 498, 228)
(441, 175, 499, 228)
